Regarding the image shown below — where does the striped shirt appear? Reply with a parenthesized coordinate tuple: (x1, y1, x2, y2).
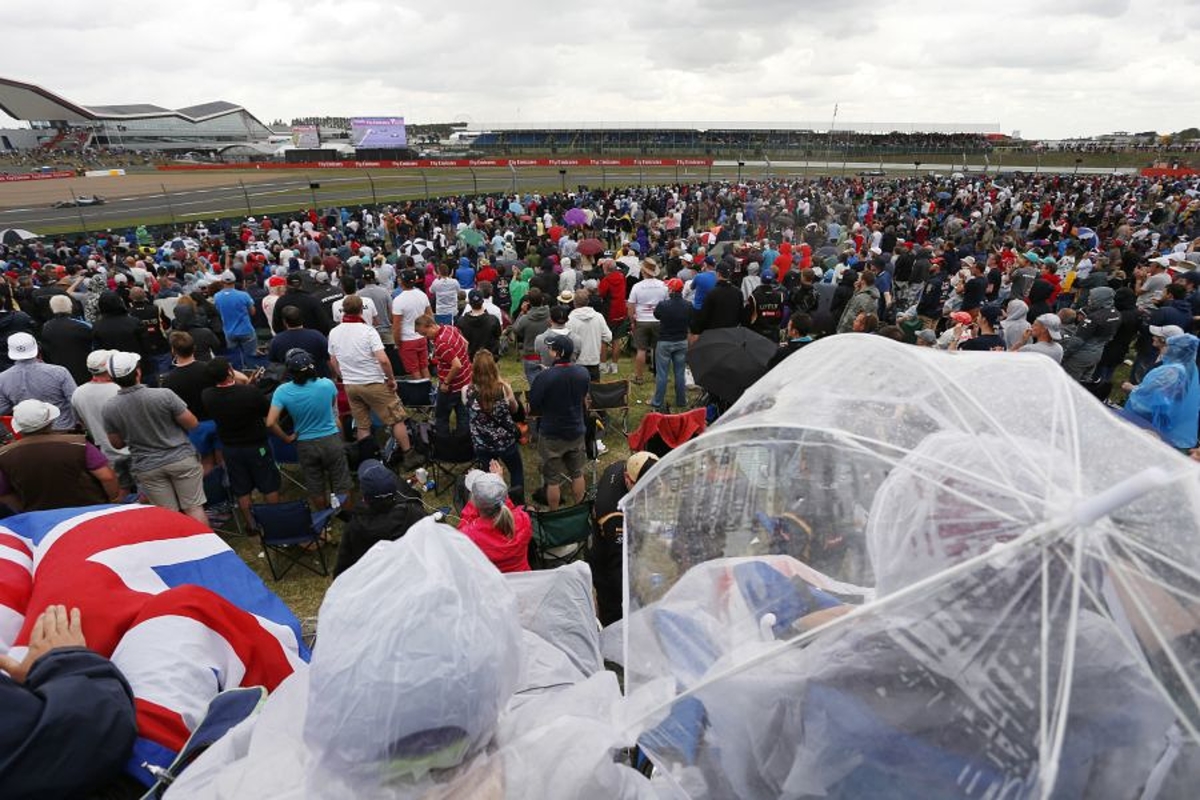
(431, 325, 472, 392)
(0, 360, 79, 430)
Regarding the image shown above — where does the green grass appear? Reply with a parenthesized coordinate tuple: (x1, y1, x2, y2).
(219, 351, 683, 621)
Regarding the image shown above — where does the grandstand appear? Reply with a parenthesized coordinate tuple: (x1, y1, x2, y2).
(0, 77, 273, 153)
(464, 121, 1004, 158)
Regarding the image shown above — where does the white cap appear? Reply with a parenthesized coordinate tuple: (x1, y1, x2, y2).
(86, 349, 115, 374)
(12, 399, 60, 433)
(107, 351, 140, 379)
(7, 332, 37, 361)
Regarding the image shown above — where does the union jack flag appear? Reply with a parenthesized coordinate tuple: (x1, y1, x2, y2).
(0, 504, 309, 786)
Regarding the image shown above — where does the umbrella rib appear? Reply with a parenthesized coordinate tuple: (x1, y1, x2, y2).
(707, 422, 1042, 526)
(1104, 529, 1200, 594)
(914, 355, 1066, 515)
(621, 514, 1072, 737)
(1053, 542, 1200, 747)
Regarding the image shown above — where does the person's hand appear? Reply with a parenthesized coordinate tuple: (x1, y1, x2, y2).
(385, 377, 397, 392)
(489, 459, 505, 476)
(1121, 381, 1135, 392)
(0, 605, 86, 684)
(287, 432, 299, 444)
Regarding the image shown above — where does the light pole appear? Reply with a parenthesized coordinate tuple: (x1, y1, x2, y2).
(1073, 157, 1083, 176)
(559, 169, 567, 193)
(737, 160, 745, 183)
(914, 160, 921, 176)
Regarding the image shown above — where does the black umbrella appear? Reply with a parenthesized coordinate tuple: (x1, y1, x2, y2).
(0, 229, 39, 246)
(687, 327, 778, 404)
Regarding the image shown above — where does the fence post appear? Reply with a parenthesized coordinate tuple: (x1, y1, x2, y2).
(162, 184, 176, 226)
(239, 180, 252, 217)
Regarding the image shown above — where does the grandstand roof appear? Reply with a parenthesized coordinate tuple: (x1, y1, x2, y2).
(470, 120, 1001, 134)
(0, 77, 267, 126)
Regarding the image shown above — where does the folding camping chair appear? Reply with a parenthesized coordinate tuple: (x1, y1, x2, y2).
(627, 408, 708, 458)
(267, 432, 307, 492)
(397, 378, 436, 423)
(528, 500, 595, 570)
(424, 428, 476, 489)
(250, 499, 339, 580)
(203, 465, 244, 536)
(588, 380, 630, 435)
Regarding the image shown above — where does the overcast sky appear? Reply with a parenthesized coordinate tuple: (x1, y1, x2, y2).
(2, 0, 1197, 139)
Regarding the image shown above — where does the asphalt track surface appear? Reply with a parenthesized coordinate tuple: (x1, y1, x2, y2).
(0, 160, 1135, 235)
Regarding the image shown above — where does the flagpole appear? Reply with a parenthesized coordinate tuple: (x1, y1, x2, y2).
(827, 103, 838, 168)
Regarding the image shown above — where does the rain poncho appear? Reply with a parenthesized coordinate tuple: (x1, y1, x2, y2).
(1124, 333, 1200, 449)
(616, 335, 1200, 800)
(166, 521, 650, 800)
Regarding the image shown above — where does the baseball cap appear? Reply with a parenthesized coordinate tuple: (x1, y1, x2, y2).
(286, 272, 303, 286)
(358, 459, 400, 500)
(546, 333, 575, 360)
(12, 399, 60, 433)
(465, 469, 508, 511)
(666, 278, 684, 293)
(625, 452, 659, 484)
(315, 271, 330, 283)
(86, 349, 115, 375)
(761, 268, 775, 283)
(949, 311, 973, 326)
(468, 289, 484, 307)
(916, 329, 937, 345)
(285, 347, 315, 371)
(220, 271, 236, 283)
(1035, 313, 1063, 341)
(7, 332, 37, 361)
(107, 351, 141, 379)
(716, 263, 732, 279)
(1149, 324, 1186, 340)
(267, 275, 286, 287)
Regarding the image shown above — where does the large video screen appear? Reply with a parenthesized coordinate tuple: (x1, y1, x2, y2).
(350, 117, 407, 148)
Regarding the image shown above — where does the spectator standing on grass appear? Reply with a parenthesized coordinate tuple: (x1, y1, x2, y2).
(201, 357, 281, 533)
(213, 271, 257, 369)
(628, 259, 668, 385)
(566, 288, 612, 381)
(457, 289, 502, 359)
(464, 350, 524, 503)
(72, 349, 133, 491)
(268, 306, 330, 378)
(512, 288, 552, 386)
(0, 332, 79, 431)
(329, 296, 422, 467)
(266, 348, 354, 511)
(102, 351, 209, 526)
(597, 258, 629, 375)
(429, 262, 462, 325)
(391, 269, 432, 379)
(528, 334, 590, 511)
(415, 313, 472, 437)
(651, 278, 692, 411)
(39, 294, 92, 385)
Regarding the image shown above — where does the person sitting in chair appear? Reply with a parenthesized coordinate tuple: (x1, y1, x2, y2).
(333, 459, 427, 577)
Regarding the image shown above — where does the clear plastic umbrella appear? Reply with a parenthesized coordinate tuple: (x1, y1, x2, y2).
(619, 335, 1200, 799)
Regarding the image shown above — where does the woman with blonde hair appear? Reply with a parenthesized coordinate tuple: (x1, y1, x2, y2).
(457, 461, 532, 573)
(463, 349, 524, 501)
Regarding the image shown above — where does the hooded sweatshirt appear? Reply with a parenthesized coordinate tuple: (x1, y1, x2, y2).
(511, 305, 551, 355)
(565, 305, 612, 366)
(1001, 299, 1031, 350)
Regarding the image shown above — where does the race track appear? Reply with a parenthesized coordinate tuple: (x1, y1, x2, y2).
(0, 159, 1134, 235)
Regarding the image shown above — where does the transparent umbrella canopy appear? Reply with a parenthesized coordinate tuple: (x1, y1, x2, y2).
(620, 335, 1200, 799)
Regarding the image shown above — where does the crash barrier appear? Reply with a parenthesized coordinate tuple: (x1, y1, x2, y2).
(157, 157, 715, 171)
(0, 170, 75, 182)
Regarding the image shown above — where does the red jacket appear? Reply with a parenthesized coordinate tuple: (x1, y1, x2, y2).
(458, 499, 532, 573)
(598, 271, 628, 323)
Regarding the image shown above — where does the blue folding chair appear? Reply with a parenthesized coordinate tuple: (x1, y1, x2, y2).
(250, 498, 341, 580)
(268, 432, 307, 492)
